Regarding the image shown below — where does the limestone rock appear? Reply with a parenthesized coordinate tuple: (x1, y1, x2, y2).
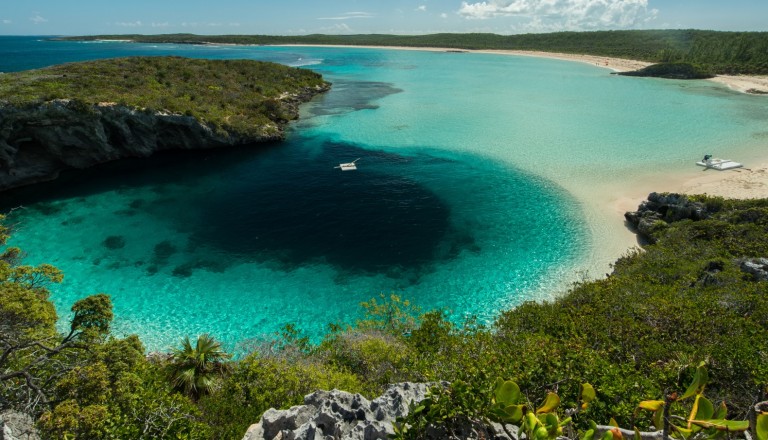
(625, 192, 708, 242)
(0, 411, 40, 440)
(738, 257, 768, 281)
(243, 383, 517, 440)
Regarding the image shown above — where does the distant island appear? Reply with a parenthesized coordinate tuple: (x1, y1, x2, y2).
(0, 56, 329, 190)
(59, 29, 768, 75)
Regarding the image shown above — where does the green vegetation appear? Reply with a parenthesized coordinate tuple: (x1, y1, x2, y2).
(0, 56, 328, 138)
(2, 194, 768, 439)
(617, 62, 715, 79)
(61, 30, 768, 74)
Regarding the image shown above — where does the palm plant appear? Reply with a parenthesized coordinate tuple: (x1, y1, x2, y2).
(168, 333, 231, 400)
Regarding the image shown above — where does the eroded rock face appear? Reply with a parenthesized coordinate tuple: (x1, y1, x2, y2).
(0, 86, 326, 191)
(624, 192, 709, 242)
(242, 383, 517, 440)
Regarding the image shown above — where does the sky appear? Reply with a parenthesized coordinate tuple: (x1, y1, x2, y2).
(1, 0, 767, 36)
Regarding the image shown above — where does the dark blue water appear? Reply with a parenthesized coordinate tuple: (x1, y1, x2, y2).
(0, 36, 586, 350)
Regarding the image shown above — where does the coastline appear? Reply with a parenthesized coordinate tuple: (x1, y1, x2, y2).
(275, 44, 768, 94)
(277, 43, 768, 284)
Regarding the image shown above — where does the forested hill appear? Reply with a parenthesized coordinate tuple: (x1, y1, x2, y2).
(61, 29, 768, 75)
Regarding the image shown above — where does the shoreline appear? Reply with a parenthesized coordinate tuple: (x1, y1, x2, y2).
(274, 44, 768, 94)
(279, 43, 768, 283)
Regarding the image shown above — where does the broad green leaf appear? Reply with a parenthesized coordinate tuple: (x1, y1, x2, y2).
(610, 418, 620, 428)
(756, 413, 768, 440)
(712, 401, 727, 420)
(689, 419, 749, 432)
(536, 392, 561, 414)
(652, 408, 664, 431)
(680, 362, 708, 401)
(536, 426, 550, 440)
(502, 404, 526, 423)
(580, 383, 597, 409)
(688, 395, 715, 430)
(560, 417, 573, 427)
(544, 413, 559, 432)
(634, 427, 642, 440)
(495, 380, 521, 405)
(582, 428, 595, 440)
(601, 431, 615, 440)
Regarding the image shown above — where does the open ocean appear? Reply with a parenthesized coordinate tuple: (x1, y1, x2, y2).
(2, 36, 767, 352)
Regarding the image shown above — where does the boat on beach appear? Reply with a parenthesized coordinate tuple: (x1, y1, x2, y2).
(696, 155, 743, 170)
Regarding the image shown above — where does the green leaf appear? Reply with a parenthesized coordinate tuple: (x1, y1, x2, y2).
(610, 418, 620, 428)
(680, 362, 708, 401)
(580, 383, 596, 409)
(536, 426, 550, 440)
(652, 408, 664, 431)
(689, 396, 715, 425)
(536, 392, 561, 414)
(756, 413, 768, 440)
(503, 404, 526, 424)
(601, 431, 615, 440)
(582, 429, 595, 440)
(634, 427, 642, 440)
(689, 419, 749, 432)
(712, 401, 727, 420)
(495, 380, 521, 405)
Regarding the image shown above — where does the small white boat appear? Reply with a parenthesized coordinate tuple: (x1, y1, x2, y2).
(696, 156, 743, 170)
(335, 158, 360, 171)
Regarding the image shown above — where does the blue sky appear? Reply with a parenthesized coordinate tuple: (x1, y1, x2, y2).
(2, 0, 767, 36)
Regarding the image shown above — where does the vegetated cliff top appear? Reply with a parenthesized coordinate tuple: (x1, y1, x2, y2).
(0, 56, 329, 138)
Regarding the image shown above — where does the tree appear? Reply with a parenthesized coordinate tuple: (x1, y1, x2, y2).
(0, 214, 114, 413)
(168, 334, 231, 401)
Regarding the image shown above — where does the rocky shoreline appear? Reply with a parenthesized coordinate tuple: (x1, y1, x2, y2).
(0, 85, 329, 191)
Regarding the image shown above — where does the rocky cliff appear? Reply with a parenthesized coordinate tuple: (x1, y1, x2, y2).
(0, 56, 330, 191)
(0, 86, 327, 191)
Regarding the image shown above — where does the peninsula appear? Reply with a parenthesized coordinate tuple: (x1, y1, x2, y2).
(0, 56, 330, 190)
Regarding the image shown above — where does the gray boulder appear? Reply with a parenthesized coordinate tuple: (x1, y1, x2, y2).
(738, 257, 768, 281)
(0, 411, 39, 440)
(625, 192, 708, 242)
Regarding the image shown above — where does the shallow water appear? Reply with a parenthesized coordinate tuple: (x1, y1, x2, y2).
(2, 37, 767, 351)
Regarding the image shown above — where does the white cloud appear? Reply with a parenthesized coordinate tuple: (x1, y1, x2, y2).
(116, 20, 142, 27)
(440, 13, 448, 18)
(416, 5, 427, 11)
(30, 14, 48, 25)
(151, 22, 170, 28)
(458, 0, 657, 30)
(318, 12, 373, 20)
(1, 19, 11, 24)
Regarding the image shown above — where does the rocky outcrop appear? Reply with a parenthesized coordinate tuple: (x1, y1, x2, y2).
(0, 411, 39, 440)
(0, 85, 327, 191)
(242, 383, 517, 440)
(738, 257, 768, 281)
(625, 192, 709, 242)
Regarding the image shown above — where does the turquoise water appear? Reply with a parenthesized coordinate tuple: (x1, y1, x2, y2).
(2, 37, 767, 352)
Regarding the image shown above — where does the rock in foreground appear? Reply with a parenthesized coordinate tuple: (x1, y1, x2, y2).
(242, 383, 517, 440)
